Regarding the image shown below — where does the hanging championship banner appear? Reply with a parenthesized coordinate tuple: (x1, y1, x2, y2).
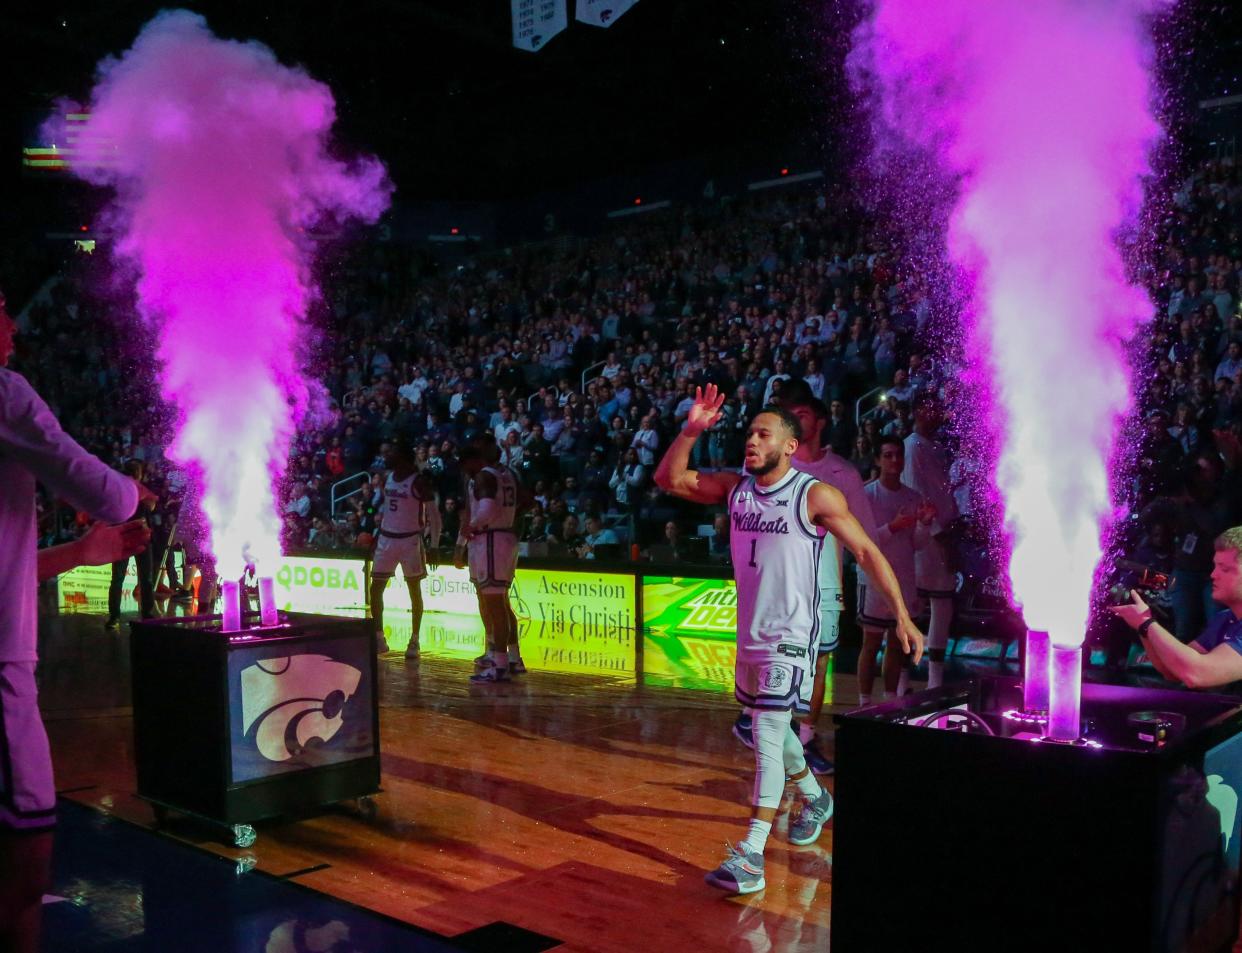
(512, 0, 569, 53)
(575, 0, 638, 28)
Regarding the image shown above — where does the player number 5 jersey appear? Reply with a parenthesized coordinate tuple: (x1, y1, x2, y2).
(381, 473, 427, 535)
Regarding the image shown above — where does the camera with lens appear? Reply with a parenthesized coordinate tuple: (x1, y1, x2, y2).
(1106, 560, 1171, 606)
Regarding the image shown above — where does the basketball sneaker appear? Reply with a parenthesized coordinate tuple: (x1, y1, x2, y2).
(732, 711, 755, 750)
(509, 658, 527, 675)
(404, 640, 420, 660)
(802, 739, 835, 776)
(788, 789, 835, 846)
(705, 843, 766, 895)
(376, 632, 390, 654)
(469, 666, 511, 684)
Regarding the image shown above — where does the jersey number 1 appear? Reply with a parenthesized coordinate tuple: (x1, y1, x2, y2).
(749, 539, 757, 568)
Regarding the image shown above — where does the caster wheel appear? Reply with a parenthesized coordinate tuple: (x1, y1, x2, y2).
(231, 824, 257, 848)
(357, 796, 378, 821)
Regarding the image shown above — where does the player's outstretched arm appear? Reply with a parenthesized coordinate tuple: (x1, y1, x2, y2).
(653, 384, 740, 504)
(808, 482, 925, 665)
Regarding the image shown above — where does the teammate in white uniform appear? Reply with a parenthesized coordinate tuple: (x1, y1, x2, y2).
(783, 381, 878, 775)
(370, 441, 441, 658)
(655, 384, 922, 894)
(903, 395, 959, 689)
(457, 440, 525, 683)
(0, 293, 152, 953)
(859, 436, 934, 704)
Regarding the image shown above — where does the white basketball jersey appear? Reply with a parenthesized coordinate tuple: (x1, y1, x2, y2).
(861, 480, 925, 608)
(381, 473, 427, 534)
(470, 465, 518, 530)
(792, 449, 872, 593)
(728, 468, 824, 662)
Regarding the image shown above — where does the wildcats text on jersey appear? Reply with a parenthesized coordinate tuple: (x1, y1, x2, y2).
(731, 512, 791, 535)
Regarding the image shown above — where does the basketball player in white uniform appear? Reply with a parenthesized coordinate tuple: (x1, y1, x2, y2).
(457, 440, 524, 683)
(655, 384, 922, 894)
(370, 442, 441, 658)
(858, 435, 934, 704)
(903, 394, 958, 689)
(783, 381, 878, 775)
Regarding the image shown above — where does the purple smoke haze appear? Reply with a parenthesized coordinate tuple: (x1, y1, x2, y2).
(850, 0, 1168, 647)
(49, 10, 392, 578)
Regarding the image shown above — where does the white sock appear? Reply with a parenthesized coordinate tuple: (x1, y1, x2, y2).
(739, 818, 772, 856)
(507, 643, 522, 663)
(794, 772, 822, 800)
(928, 660, 945, 689)
(897, 669, 910, 697)
(797, 721, 815, 745)
(491, 649, 509, 670)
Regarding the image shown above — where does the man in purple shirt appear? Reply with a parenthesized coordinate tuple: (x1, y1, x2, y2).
(0, 293, 151, 951)
(1113, 527, 1242, 689)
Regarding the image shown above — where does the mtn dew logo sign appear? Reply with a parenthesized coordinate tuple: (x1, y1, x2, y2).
(643, 576, 738, 692)
(644, 576, 737, 635)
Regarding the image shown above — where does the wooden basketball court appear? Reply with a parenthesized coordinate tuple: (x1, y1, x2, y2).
(39, 613, 834, 952)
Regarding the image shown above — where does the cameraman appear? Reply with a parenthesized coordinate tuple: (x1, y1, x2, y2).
(1112, 527, 1242, 689)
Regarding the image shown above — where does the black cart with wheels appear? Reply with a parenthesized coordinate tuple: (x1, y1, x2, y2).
(130, 611, 380, 846)
(832, 677, 1242, 953)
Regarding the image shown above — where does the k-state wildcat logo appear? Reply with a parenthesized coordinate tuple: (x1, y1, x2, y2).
(240, 655, 362, 763)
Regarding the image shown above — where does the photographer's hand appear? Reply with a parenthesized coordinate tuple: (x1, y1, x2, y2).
(1109, 589, 1152, 630)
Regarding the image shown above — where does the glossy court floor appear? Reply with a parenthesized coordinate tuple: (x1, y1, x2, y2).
(36, 607, 839, 953)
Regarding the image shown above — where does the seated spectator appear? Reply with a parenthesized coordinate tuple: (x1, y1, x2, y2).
(562, 475, 583, 512)
(708, 512, 730, 561)
(307, 516, 337, 549)
(284, 482, 311, 520)
(1168, 402, 1201, 455)
(501, 429, 525, 470)
(826, 398, 855, 457)
(523, 511, 551, 543)
(610, 449, 646, 511)
(648, 520, 692, 562)
(630, 413, 660, 466)
(851, 435, 877, 481)
(522, 423, 554, 483)
(578, 515, 619, 560)
(549, 514, 584, 555)
(1216, 340, 1242, 384)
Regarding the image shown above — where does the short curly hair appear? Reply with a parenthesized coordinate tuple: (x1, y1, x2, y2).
(1215, 527, 1242, 558)
(755, 405, 802, 442)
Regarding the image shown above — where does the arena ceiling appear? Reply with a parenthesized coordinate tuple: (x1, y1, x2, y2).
(0, 1, 1237, 206)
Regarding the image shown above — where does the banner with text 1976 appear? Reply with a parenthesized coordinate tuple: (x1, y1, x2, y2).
(512, 0, 568, 52)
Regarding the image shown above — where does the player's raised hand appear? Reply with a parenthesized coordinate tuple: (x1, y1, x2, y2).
(683, 384, 726, 436)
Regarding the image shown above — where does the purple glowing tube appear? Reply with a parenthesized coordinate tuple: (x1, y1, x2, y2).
(1023, 629, 1050, 714)
(221, 579, 242, 633)
(1046, 645, 1082, 743)
(258, 576, 278, 627)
